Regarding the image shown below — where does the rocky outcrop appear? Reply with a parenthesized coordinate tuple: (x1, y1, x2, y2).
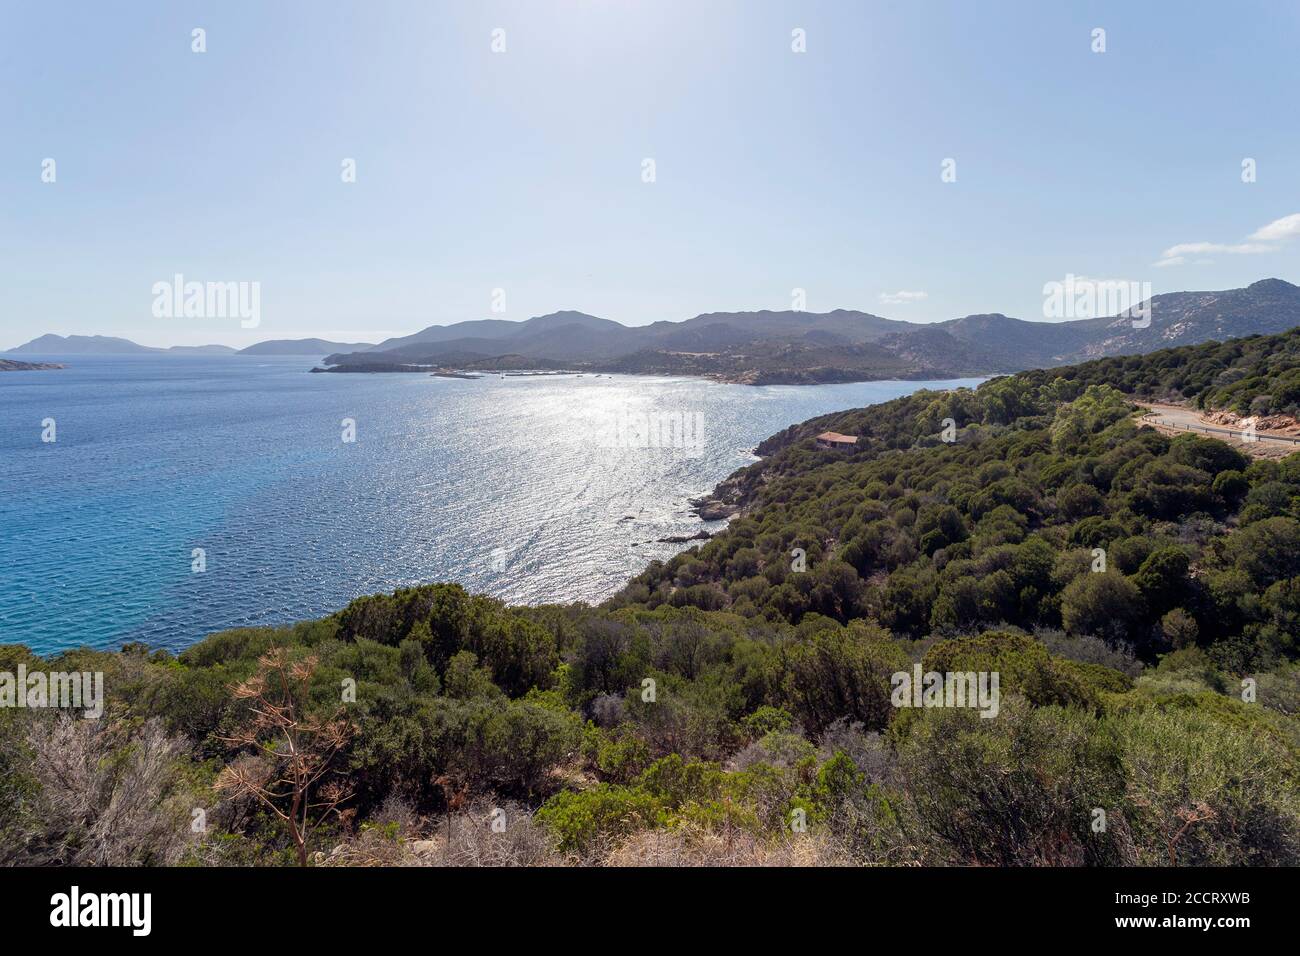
(690, 467, 766, 520)
(1202, 409, 1300, 437)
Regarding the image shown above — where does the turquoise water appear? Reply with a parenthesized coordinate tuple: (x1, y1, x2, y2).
(0, 355, 981, 652)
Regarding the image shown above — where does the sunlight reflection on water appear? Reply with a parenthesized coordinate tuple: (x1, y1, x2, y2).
(0, 356, 982, 651)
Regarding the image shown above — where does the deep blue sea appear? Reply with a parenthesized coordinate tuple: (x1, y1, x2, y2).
(0, 355, 981, 653)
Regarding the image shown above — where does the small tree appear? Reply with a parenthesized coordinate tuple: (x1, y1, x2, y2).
(216, 650, 354, 866)
(1159, 608, 1199, 650)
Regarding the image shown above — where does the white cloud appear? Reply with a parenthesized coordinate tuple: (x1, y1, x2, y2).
(879, 290, 928, 305)
(1157, 241, 1271, 260)
(1155, 212, 1299, 267)
(1248, 213, 1300, 242)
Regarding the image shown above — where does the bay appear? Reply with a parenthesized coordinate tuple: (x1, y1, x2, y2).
(0, 355, 982, 652)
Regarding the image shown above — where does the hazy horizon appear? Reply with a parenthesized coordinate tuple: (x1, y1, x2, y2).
(6, 274, 1299, 353)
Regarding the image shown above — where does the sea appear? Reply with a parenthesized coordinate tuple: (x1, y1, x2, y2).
(0, 354, 982, 653)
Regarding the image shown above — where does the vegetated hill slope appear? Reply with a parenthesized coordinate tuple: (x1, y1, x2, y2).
(1060, 277, 1300, 361)
(1011, 323, 1300, 417)
(620, 325, 1300, 679)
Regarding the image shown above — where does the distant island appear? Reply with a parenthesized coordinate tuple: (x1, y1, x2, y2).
(0, 358, 64, 371)
(241, 338, 377, 356)
(4, 333, 374, 357)
(10, 278, 1300, 385)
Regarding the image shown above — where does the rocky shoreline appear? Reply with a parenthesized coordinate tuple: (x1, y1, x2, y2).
(689, 464, 768, 521)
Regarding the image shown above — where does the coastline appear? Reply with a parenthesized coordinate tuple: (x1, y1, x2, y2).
(312, 361, 997, 388)
(690, 468, 761, 520)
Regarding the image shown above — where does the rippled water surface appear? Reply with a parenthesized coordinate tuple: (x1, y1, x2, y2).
(0, 355, 981, 652)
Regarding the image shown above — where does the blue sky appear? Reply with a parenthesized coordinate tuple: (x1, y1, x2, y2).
(2, 0, 1299, 348)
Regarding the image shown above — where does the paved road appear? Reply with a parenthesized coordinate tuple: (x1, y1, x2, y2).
(1137, 402, 1300, 454)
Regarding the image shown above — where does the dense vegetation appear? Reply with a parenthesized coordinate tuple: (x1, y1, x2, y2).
(1014, 325, 1300, 416)
(4, 329, 1300, 866)
(622, 374, 1300, 672)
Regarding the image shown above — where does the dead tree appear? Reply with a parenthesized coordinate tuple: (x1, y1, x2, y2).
(215, 649, 354, 866)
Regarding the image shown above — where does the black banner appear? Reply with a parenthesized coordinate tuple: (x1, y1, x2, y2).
(0, 866, 1280, 941)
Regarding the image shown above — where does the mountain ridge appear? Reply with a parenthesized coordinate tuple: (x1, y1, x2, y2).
(11, 279, 1299, 384)
(322, 278, 1300, 383)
